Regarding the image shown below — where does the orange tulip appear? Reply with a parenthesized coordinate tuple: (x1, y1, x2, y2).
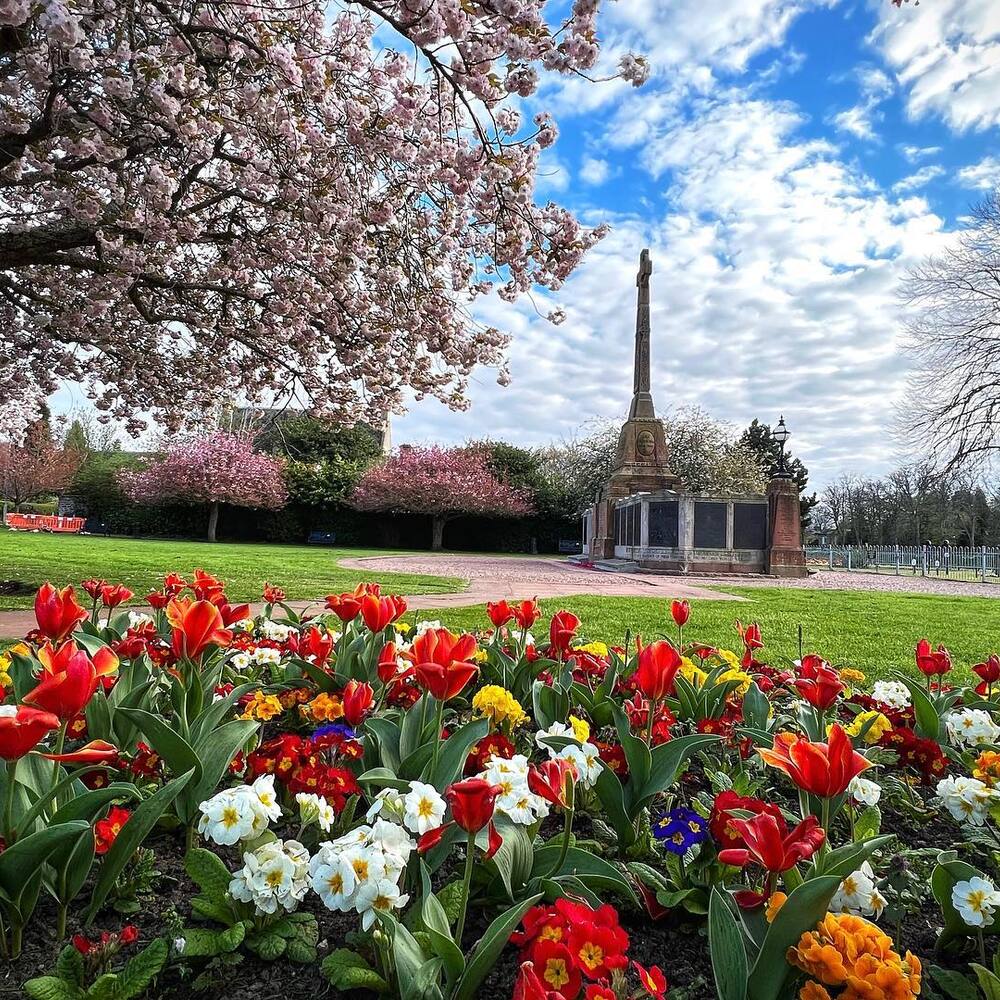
(23, 640, 115, 719)
(757, 725, 872, 798)
(34, 583, 88, 642)
(165, 597, 233, 660)
(40, 738, 119, 764)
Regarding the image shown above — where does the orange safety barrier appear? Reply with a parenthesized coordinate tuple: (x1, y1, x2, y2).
(4, 513, 86, 533)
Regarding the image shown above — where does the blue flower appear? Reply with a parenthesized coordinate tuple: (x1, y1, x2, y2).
(312, 722, 356, 742)
(653, 807, 708, 855)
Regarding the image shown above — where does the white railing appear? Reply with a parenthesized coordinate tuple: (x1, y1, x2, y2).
(805, 544, 1000, 583)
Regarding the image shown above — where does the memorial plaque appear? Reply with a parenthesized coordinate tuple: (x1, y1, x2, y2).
(648, 501, 679, 547)
(694, 501, 727, 548)
(628, 503, 640, 546)
(614, 506, 622, 545)
(733, 503, 767, 549)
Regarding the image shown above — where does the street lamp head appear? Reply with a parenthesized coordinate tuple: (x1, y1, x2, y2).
(773, 415, 791, 447)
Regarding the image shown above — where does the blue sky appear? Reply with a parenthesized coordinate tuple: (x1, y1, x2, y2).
(389, 0, 1000, 488)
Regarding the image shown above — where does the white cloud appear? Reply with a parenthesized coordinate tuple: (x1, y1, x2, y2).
(397, 92, 950, 487)
(957, 156, 1000, 190)
(579, 156, 612, 186)
(871, 0, 1000, 131)
(535, 152, 570, 192)
(832, 104, 878, 140)
(892, 164, 945, 193)
(899, 144, 942, 163)
(829, 62, 894, 141)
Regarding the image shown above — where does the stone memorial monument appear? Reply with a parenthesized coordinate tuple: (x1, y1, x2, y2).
(582, 250, 807, 576)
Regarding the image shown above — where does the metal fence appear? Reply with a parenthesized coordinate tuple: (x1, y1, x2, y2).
(805, 544, 1000, 583)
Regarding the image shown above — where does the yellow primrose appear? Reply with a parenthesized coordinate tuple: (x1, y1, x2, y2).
(837, 710, 893, 744)
(679, 657, 708, 686)
(472, 685, 529, 729)
(241, 690, 284, 722)
(716, 649, 741, 670)
(394, 621, 412, 635)
(576, 641, 609, 659)
(718, 667, 753, 698)
(569, 715, 590, 742)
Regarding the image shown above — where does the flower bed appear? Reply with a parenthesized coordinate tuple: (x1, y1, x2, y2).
(2, 578, 1000, 1000)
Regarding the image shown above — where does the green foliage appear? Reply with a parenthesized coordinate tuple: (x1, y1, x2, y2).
(322, 948, 389, 992)
(23, 938, 168, 1000)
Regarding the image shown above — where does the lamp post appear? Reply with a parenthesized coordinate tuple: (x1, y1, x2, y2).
(773, 415, 791, 478)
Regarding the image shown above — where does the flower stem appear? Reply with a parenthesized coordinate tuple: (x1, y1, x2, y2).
(3, 758, 17, 844)
(455, 832, 476, 946)
(430, 699, 445, 775)
(50, 719, 68, 799)
(545, 807, 575, 879)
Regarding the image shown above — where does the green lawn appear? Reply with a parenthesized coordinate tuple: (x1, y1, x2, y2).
(0, 530, 463, 611)
(424, 588, 1000, 683)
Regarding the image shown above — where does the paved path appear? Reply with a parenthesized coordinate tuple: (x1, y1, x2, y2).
(3, 556, 997, 637)
(338, 554, 742, 608)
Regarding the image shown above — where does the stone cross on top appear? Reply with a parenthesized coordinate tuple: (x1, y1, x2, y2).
(629, 248, 655, 420)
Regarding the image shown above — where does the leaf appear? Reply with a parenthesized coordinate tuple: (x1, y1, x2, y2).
(530, 845, 637, 903)
(321, 948, 389, 993)
(117, 938, 168, 997)
(188, 719, 259, 814)
(452, 894, 542, 1000)
(640, 733, 720, 805)
(489, 818, 534, 899)
(853, 805, 881, 841)
(611, 705, 651, 795)
(365, 717, 402, 774)
(422, 891, 465, 983)
(971, 964, 1000, 1000)
(22, 977, 84, 1000)
(748, 876, 841, 1000)
(930, 966, 981, 1000)
(86, 769, 195, 924)
(812, 835, 894, 881)
(248, 930, 287, 961)
(185, 847, 234, 909)
(117, 709, 201, 784)
(932, 859, 1000, 948)
(436, 880, 465, 925)
(709, 888, 748, 1000)
(896, 675, 943, 741)
(56, 945, 85, 988)
(430, 717, 490, 788)
(0, 821, 90, 899)
(177, 924, 246, 958)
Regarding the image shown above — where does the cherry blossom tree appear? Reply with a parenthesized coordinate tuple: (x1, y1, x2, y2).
(118, 432, 287, 541)
(352, 445, 533, 549)
(0, 415, 81, 512)
(0, 1, 648, 435)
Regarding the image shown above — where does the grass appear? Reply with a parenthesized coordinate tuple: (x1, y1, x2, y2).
(423, 587, 1000, 683)
(3, 530, 999, 683)
(0, 530, 464, 612)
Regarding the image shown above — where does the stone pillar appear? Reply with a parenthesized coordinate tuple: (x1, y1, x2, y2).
(766, 477, 808, 577)
(589, 498, 617, 560)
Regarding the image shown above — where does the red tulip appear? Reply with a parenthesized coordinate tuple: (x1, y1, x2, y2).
(165, 597, 232, 660)
(736, 620, 764, 667)
(217, 602, 250, 626)
(162, 572, 186, 597)
(710, 790, 784, 849)
(486, 600, 515, 628)
(342, 680, 375, 727)
(263, 582, 286, 603)
(34, 583, 88, 642)
(915, 638, 951, 677)
(100, 583, 133, 609)
(793, 654, 844, 710)
(973, 655, 1000, 695)
(718, 811, 825, 872)
(41, 738, 119, 764)
(81, 579, 106, 601)
(670, 599, 690, 628)
(377, 641, 402, 684)
(417, 777, 503, 858)
(146, 590, 170, 610)
(757, 725, 873, 798)
(23, 640, 115, 719)
(300, 626, 335, 668)
(448, 777, 501, 833)
(513, 598, 541, 630)
(190, 569, 226, 603)
(528, 758, 577, 809)
(0, 704, 61, 760)
(325, 592, 363, 622)
(411, 628, 479, 701)
(634, 640, 683, 701)
(360, 594, 408, 632)
(548, 610, 580, 659)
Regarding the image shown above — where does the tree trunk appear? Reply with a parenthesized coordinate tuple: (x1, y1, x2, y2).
(207, 501, 220, 543)
(431, 515, 445, 551)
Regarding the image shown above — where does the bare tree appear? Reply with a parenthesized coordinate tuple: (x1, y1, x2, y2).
(902, 189, 1000, 472)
